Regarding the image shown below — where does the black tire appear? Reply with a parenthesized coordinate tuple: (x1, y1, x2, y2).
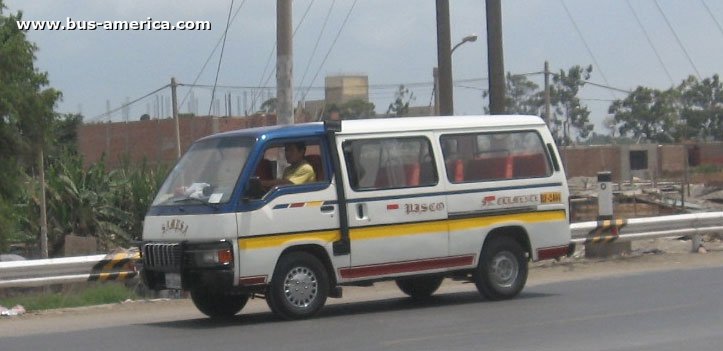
(266, 252, 329, 320)
(191, 289, 248, 319)
(395, 276, 443, 300)
(473, 237, 528, 300)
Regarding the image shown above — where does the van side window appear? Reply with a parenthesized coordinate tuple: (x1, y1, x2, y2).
(343, 137, 438, 191)
(440, 131, 551, 183)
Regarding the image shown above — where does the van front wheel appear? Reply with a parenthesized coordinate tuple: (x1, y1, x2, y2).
(395, 276, 443, 300)
(474, 237, 528, 300)
(267, 252, 329, 320)
(191, 289, 248, 319)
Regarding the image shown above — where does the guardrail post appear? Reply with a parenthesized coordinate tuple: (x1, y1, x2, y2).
(585, 171, 632, 258)
(691, 232, 703, 253)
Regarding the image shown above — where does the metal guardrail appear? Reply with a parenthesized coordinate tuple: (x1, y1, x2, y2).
(0, 251, 139, 289)
(571, 212, 723, 250)
(0, 212, 721, 289)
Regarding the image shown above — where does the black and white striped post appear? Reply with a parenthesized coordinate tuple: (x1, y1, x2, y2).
(585, 171, 632, 258)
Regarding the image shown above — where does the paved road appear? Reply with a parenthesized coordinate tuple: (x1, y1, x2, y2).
(2, 266, 721, 351)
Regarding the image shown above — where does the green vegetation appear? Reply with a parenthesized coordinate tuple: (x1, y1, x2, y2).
(0, 283, 137, 312)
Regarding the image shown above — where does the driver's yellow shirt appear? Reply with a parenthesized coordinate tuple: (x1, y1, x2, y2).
(282, 161, 316, 184)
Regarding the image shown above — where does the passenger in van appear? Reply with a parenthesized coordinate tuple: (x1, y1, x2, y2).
(260, 141, 316, 188)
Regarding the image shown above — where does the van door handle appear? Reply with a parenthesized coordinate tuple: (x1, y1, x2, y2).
(320, 205, 335, 213)
(356, 204, 366, 220)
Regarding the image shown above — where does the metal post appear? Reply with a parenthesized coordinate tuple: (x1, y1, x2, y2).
(277, 0, 294, 125)
(486, 0, 506, 114)
(597, 171, 613, 220)
(171, 77, 181, 159)
(39, 148, 48, 259)
(436, 0, 453, 116)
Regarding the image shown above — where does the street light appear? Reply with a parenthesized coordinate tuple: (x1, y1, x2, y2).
(451, 34, 478, 55)
(435, 34, 478, 115)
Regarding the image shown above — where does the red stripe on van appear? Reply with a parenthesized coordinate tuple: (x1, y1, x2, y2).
(338, 255, 475, 279)
(536, 245, 569, 260)
(387, 204, 399, 210)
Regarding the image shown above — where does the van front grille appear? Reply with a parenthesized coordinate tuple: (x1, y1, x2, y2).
(142, 243, 182, 272)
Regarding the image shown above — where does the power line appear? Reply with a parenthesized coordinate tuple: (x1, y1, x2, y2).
(297, 0, 336, 102)
(625, 0, 675, 85)
(300, 0, 358, 102)
(179, 0, 248, 108)
(208, 0, 236, 116)
(654, 0, 702, 79)
(700, 0, 723, 38)
(88, 84, 170, 122)
(560, 0, 616, 99)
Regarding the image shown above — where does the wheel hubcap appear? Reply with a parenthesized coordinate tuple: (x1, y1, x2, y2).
(283, 266, 318, 308)
(489, 251, 518, 288)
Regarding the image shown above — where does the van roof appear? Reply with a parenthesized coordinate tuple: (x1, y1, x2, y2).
(201, 115, 546, 141)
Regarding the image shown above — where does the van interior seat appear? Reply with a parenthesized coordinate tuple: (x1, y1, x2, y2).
(512, 153, 548, 178)
(445, 159, 465, 182)
(465, 156, 512, 181)
(255, 158, 273, 180)
(375, 163, 421, 188)
(305, 154, 325, 181)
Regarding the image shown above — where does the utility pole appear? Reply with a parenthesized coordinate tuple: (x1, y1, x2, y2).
(486, 0, 505, 114)
(436, 0, 453, 116)
(39, 148, 48, 258)
(433, 67, 440, 115)
(277, 0, 293, 125)
(544, 61, 551, 128)
(171, 77, 181, 159)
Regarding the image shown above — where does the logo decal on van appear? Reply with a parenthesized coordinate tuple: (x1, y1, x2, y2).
(162, 219, 188, 236)
(482, 195, 540, 207)
(405, 202, 445, 214)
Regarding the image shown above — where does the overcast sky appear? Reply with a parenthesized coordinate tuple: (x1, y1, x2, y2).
(6, 0, 723, 132)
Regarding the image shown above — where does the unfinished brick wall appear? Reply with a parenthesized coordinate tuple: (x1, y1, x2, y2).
(559, 146, 622, 181)
(78, 115, 277, 169)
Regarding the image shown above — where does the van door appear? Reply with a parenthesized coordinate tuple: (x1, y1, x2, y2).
(236, 138, 349, 280)
(336, 134, 451, 280)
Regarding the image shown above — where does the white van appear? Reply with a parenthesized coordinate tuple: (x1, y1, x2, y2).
(140, 115, 572, 320)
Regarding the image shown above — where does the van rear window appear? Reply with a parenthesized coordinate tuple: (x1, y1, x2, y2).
(440, 131, 551, 183)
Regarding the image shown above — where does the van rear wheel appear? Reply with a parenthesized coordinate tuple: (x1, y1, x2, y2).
(473, 237, 528, 300)
(191, 289, 248, 319)
(266, 252, 329, 320)
(395, 276, 443, 300)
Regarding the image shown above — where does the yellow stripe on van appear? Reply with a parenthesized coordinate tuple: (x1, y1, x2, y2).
(239, 230, 341, 250)
(238, 210, 566, 250)
(448, 210, 566, 232)
(349, 221, 448, 240)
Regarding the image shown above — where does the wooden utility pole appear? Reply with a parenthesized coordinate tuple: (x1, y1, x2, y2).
(171, 77, 181, 159)
(38, 148, 48, 258)
(436, 0, 453, 116)
(277, 0, 293, 125)
(486, 0, 506, 114)
(544, 61, 551, 128)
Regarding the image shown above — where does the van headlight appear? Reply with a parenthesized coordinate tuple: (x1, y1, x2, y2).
(187, 241, 233, 267)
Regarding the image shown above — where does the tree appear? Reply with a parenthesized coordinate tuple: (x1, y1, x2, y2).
(483, 73, 543, 115)
(549, 65, 594, 145)
(608, 86, 678, 143)
(259, 97, 277, 114)
(678, 74, 723, 141)
(386, 85, 415, 117)
(339, 99, 375, 119)
(0, 2, 61, 253)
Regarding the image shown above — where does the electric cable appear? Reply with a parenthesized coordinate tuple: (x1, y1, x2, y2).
(626, 0, 675, 85)
(654, 0, 702, 79)
(208, 0, 236, 116)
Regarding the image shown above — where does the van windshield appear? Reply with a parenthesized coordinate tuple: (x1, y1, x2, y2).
(152, 137, 254, 206)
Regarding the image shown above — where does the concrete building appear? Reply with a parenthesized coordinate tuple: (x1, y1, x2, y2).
(325, 75, 369, 104)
